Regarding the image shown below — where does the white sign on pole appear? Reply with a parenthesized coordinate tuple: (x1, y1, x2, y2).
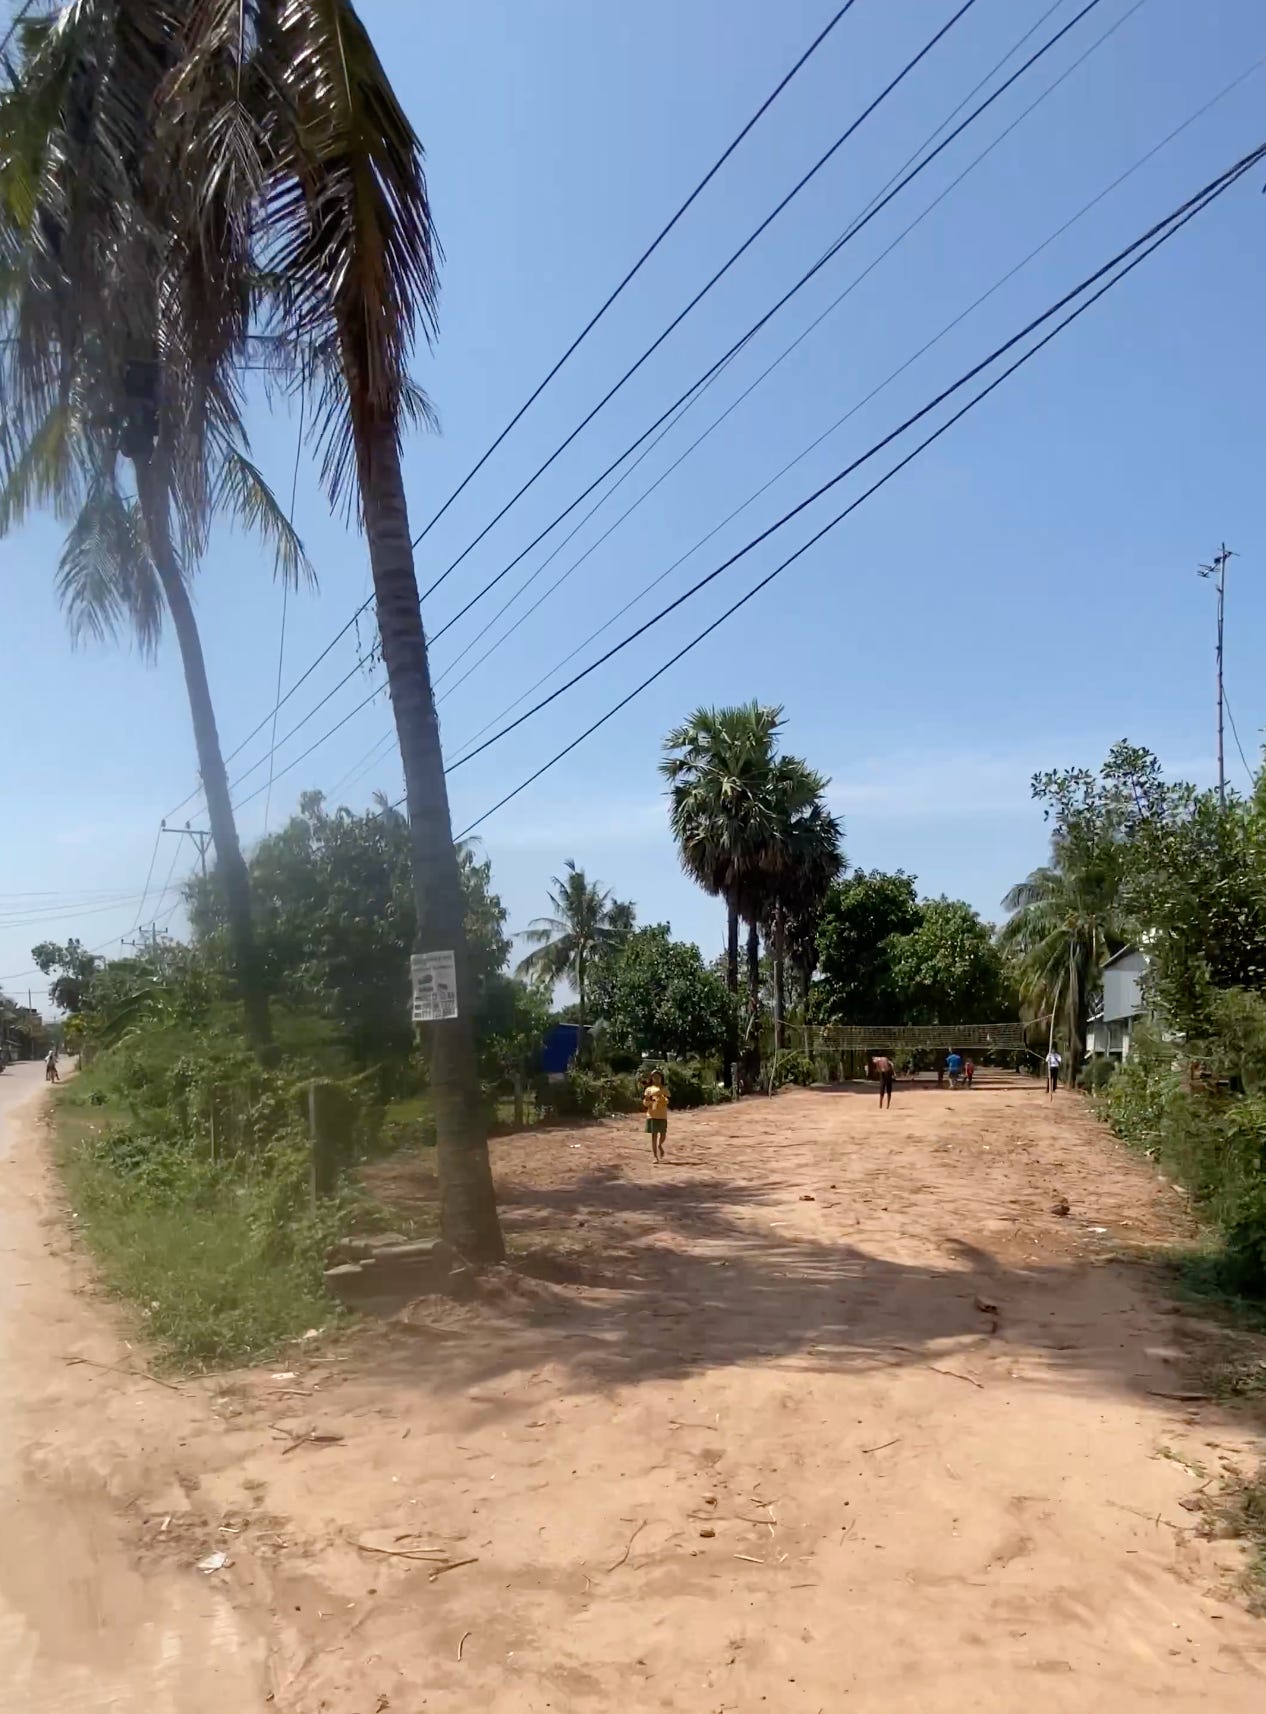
(410, 950, 458, 1022)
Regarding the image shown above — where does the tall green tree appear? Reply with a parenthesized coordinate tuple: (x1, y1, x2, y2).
(760, 793, 843, 1050)
(516, 861, 632, 1028)
(814, 870, 922, 1023)
(588, 924, 733, 1062)
(200, 792, 510, 1063)
(886, 897, 1009, 1026)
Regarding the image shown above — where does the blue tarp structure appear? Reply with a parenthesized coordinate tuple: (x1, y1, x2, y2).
(540, 1023, 582, 1075)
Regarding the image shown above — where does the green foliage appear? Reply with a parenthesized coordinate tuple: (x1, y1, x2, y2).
(1100, 1027, 1266, 1295)
(515, 860, 633, 1024)
(588, 924, 734, 1061)
(773, 1049, 816, 1087)
(885, 896, 1010, 1025)
(660, 1060, 725, 1108)
(191, 793, 510, 1062)
(476, 973, 553, 1084)
(30, 937, 105, 1014)
(813, 870, 921, 1022)
(536, 1068, 641, 1121)
(1080, 1056, 1117, 1093)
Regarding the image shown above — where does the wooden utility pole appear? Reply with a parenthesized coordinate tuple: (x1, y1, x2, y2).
(1197, 544, 1234, 809)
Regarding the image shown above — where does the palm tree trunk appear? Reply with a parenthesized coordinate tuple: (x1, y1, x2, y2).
(746, 918, 762, 1081)
(772, 908, 787, 1053)
(356, 417, 504, 1263)
(724, 897, 740, 1090)
(133, 456, 271, 1054)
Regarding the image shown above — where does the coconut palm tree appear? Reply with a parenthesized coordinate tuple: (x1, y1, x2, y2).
(10, 0, 505, 1255)
(516, 862, 632, 1029)
(999, 837, 1125, 1077)
(0, 6, 309, 1053)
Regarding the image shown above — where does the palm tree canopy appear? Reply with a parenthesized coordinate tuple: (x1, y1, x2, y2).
(661, 702, 786, 910)
(999, 836, 1126, 1049)
(515, 861, 633, 992)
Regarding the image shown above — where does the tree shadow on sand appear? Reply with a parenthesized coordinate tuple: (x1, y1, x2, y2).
(357, 1161, 1208, 1420)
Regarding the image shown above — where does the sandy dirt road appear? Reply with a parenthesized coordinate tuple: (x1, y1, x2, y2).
(0, 1063, 268, 1712)
(5, 1072, 1266, 1710)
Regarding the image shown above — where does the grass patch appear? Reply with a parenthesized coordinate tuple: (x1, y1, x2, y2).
(52, 1089, 339, 1371)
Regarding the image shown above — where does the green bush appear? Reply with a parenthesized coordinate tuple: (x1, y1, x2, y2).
(535, 1067, 641, 1121)
(1080, 1055, 1117, 1093)
(1100, 1033, 1266, 1296)
(662, 1061, 724, 1108)
(773, 1049, 817, 1087)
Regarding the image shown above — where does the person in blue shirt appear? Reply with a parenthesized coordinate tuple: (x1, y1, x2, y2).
(946, 1050, 963, 1089)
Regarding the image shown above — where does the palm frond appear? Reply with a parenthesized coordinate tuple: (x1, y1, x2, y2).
(212, 446, 314, 588)
(256, 0, 441, 511)
(56, 475, 163, 654)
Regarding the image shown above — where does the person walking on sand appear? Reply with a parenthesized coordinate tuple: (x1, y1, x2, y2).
(643, 1068, 670, 1162)
(872, 1053, 895, 1109)
(964, 1057, 975, 1089)
(946, 1049, 963, 1089)
(44, 1047, 59, 1083)
(1046, 1047, 1062, 1098)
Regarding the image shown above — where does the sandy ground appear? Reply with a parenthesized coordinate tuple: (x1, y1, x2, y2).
(4, 1070, 1266, 1711)
(0, 1063, 269, 1712)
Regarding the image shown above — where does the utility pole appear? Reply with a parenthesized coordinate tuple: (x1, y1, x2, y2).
(1197, 543, 1234, 810)
(161, 820, 213, 881)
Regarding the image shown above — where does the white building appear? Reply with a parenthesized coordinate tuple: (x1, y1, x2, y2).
(1085, 945, 1149, 1061)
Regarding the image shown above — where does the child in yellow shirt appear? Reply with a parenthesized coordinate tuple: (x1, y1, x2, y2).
(642, 1069, 670, 1162)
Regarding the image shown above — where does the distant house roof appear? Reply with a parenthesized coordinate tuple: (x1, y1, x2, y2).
(1102, 944, 1146, 971)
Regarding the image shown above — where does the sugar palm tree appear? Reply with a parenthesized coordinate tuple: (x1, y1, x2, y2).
(516, 861, 632, 1029)
(761, 791, 843, 1051)
(662, 703, 782, 985)
(999, 837, 1125, 1076)
(663, 703, 815, 1080)
(0, 6, 309, 1053)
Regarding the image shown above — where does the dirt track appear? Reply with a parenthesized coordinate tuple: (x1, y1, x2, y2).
(5, 1072, 1266, 1710)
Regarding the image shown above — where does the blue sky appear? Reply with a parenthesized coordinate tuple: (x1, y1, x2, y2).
(3, 0, 1266, 1005)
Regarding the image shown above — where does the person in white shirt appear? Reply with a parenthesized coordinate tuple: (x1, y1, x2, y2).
(1046, 1048, 1062, 1097)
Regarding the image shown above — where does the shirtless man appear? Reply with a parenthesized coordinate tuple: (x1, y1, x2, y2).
(872, 1053, 895, 1109)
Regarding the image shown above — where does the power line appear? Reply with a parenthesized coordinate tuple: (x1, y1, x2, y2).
(439, 143, 1264, 827)
(453, 152, 1259, 838)
(407, 0, 861, 552)
(432, 0, 1151, 714)
(416, 0, 984, 607)
(129, 823, 164, 931)
(0, 0, 38, 62)
(1223, 686, 1256, 784)
(419, 0, 1110, 652)
(450, 45, 1262, 759)
(163, 1, 860, 823)
(164, 0, 1091, 820)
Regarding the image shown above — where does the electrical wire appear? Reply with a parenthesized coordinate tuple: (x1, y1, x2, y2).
(1223, 686, 1257, 784)
(163, 1, 860, 822)
(129, 824, 164, 931)
(452, 151, 1260, 837)
(450, 43, 1261, 758)
(408, 0, 861, 552)
(419, 0, 1109, 650)
(433, 0, 1151, 712)
(164, 0, 1090, 820)
(435, 143, 1264, 824)
(417, 0, 984, 607)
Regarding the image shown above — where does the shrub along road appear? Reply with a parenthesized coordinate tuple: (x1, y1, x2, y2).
(4, 1072, 1266, 1710)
